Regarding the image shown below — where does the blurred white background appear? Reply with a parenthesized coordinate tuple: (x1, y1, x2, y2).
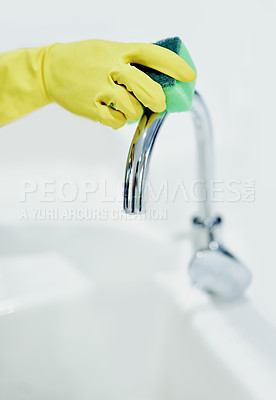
(0, 0, 275, 324)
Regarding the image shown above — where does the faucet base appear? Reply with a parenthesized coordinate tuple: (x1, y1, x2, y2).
(190, 215, 252, 301)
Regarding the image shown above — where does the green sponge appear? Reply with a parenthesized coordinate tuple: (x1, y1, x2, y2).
(132, 36, 196, 117)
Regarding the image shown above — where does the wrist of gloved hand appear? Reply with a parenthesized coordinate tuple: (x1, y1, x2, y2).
(0, 46, 52, 126)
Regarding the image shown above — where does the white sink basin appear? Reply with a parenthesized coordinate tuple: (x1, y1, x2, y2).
(0, 222, 276, 400)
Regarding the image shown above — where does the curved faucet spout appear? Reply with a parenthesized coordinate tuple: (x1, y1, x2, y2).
(123, 108, 167, 214)
(123, 91, 215, 221)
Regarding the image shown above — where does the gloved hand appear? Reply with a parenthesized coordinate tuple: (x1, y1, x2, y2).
(0, 39, 196, 129)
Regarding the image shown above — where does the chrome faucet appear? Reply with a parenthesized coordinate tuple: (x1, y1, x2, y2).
(123, 91, 252, 300)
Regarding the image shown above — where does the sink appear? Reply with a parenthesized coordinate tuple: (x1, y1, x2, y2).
(0, 222, 276, 400)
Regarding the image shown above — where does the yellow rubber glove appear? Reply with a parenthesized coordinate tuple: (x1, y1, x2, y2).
(0, 39, 196, 129)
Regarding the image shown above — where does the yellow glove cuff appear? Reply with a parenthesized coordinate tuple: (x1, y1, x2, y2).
(0, 46, 51, 126)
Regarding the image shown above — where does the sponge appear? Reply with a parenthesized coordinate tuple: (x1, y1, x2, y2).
(132, 36, 196, 117)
